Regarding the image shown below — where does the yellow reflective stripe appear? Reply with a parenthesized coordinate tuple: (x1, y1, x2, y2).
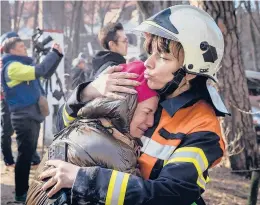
(8, 62, 35, 81)
(118, 174, 130, 205)
(163, 160, 167, 166)
(62, 112, 69, 127)
(62, 105, 75, 127)
(197, 175, 207, 190)
(165, 147, 209, 176)
(105, 171, 118, 205)
(206, 176, 210, 183)
(62, 106, 69, 127)
(174, 147, 208, 168)
(166, 157, 202, 175)
(64, 106, 76, 121)
(105, 171, 129, 205)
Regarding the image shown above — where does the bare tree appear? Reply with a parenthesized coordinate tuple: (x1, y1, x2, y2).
(1, 1, 11, 34)
(33, 1, 39, 34)
(13, 1, 24, 32)
(97, 1, 111, 28)
(71, 1, 84, 59)
(245, 1, 259, 71)
(42, 1, 64, 30)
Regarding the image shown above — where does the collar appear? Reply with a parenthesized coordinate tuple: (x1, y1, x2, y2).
(2, 54, 33, 66)
(160, 89, 201, 117)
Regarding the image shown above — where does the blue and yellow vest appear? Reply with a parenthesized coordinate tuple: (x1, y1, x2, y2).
(1, 54, 43, 112)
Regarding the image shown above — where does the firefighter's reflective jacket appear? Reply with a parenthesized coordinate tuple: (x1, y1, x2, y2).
(56, 83, 226, 205)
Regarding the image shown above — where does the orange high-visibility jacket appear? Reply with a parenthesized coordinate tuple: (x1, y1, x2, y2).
(57, 83, 226, 205)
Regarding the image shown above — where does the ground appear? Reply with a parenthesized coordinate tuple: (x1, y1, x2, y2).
(1, 135, 259, 205)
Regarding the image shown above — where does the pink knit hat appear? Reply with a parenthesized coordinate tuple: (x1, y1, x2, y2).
(121, 61, 157, 102)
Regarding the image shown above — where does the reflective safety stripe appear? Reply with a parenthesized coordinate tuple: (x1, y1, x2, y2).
(197, 175, 207, 190)
(62, 105, 75, 127)
(105, 170, 130, 205)
(164, 147, 208, 176)
(206, 176, 210, 183)
(140, 136, 177, 160)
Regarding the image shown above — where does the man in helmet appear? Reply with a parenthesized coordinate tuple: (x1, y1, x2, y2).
(40, 5, 228, 205)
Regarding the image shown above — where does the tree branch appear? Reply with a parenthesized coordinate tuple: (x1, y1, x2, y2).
(243, 1, 260, 36)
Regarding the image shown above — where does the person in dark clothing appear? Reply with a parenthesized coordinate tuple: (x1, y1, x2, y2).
(0, 32, 41, 169)
(1, 97, 15, 166)
(1, 36, 63, 202)
(91, 22, 128, 78)
(70, 54, 87, 90)
(56, 23, 129, 131)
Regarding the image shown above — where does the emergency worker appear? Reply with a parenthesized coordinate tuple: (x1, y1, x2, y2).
(40, 5, 229, 205)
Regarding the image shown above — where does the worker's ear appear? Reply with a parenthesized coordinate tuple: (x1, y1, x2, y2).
(108, 41, 116, 50)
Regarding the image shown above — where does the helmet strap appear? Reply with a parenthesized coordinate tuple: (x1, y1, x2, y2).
(155, 67, 186, 98)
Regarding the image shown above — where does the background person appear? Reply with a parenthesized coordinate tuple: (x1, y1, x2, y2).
(69, 52, 90, 90)
(1, 36, 63, 202)
(0, 32, 41, 170)
(91, 22, 128, 78)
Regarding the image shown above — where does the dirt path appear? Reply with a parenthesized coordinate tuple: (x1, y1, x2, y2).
(1, 133, 259, 205)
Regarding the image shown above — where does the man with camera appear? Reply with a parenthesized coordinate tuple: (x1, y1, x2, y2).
(1, 32, 42, 171)
(1, 36, 63, 202)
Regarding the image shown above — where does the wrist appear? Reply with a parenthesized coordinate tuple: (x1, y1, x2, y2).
(80, 83, 100, 102)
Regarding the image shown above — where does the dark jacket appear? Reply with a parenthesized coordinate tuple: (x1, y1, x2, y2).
(26, 91, 140, 205)
(69, 67, 86, 90)
(92, 51, 126, 78)
(1, 50, 63, 122)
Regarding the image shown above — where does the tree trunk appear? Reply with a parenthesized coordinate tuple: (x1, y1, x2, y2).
(33, 1, 39, 34)
(247, 171, 260, 205)
(90, 1, 96, 35)
(192, 1, 259, 171)
(247, 1, 258, 71)
(1, 1, 11, 34)
(137, 1, 158, 20)
(16, 1, 24, 32)
(13, 1, 19, 31)
(42, 1, 64, 30)
(71, 1, 83, 59)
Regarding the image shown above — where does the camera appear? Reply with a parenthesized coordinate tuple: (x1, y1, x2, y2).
(32, 28, 53, 56)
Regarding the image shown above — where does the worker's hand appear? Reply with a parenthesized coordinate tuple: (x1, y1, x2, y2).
(81, 65, 141, 102)
(39, 160, 80, 197)
(52, 43, 63, 55)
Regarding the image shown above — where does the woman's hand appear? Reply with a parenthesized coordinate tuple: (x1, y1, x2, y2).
(81, 65, 141, 102)
(39, 160, 80, 197)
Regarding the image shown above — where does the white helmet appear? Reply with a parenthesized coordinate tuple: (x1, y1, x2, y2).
(134, 5, 224, 82)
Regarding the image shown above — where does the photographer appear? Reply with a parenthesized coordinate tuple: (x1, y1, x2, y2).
(1, 36, 63, 202)
(1, 31, 42, 170)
